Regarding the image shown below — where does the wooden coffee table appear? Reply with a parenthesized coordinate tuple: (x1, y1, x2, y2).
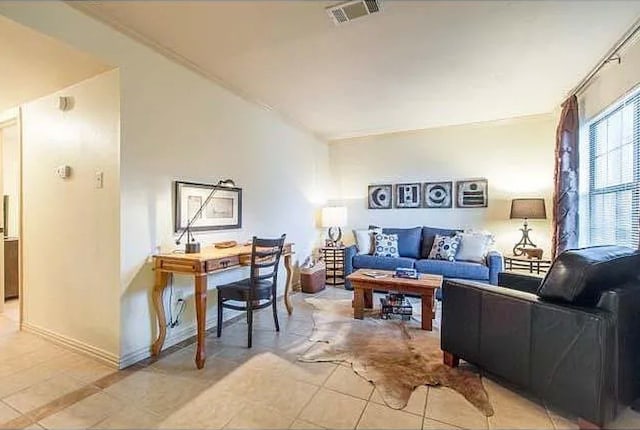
(347, 269, 443, 330)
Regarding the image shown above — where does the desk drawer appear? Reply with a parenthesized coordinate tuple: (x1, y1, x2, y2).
(207, 256, 240, 271)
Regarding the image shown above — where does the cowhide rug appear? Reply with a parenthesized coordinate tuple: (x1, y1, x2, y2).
(299, 298, 494, 416)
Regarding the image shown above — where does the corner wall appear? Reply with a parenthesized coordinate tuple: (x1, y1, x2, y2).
(20, 70, 121, 363)
(329, 114, 557, 256)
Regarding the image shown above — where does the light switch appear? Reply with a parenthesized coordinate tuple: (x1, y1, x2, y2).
(95, 171, 104, 189)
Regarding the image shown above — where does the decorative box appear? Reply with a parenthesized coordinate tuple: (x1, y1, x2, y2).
(300, 262, 326, 294)
(394, 267, 419, 279)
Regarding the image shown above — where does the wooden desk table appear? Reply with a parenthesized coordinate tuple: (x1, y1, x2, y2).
(151, 243, 294, 369)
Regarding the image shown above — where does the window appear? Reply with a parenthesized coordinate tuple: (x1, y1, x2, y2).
(583, 88, 640, 248)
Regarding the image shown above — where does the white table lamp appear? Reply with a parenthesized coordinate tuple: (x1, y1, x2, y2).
(321, 206, 347, 245)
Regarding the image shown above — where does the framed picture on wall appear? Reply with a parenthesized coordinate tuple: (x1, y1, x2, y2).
(424, 182, 453, 208)
(368, 184, 393, 209)
(174, 181, 242, 232)
(395, 183, 422, 208)
(456, 179, 488, 208)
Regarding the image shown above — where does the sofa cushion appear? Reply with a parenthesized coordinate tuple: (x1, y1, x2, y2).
(428, 234, 461, 262)
(537, 245, 640, 306)
(381, 227, 422, 259)
(353, 228, 381, 255)
(456, 232, 492, 263)
(373, 232, 399, 258)
(353, 254, 416, 271)
(415, 259, 489, 281)
(421, 227, 461, 258)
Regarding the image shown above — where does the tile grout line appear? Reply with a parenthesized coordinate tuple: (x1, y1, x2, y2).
(290, 365, 336, 428)
(421, 386, 429, 430)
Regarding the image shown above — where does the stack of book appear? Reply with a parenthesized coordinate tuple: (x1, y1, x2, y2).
(380, 293, 412, 321)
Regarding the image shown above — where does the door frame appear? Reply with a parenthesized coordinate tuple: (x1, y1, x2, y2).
(0, 112, 22, 323)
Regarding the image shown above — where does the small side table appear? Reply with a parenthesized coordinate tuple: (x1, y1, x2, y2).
(320, 247, 346, 286)
(504, 255, 552, 275)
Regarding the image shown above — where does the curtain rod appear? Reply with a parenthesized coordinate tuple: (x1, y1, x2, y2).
(570, 16, 640, 97)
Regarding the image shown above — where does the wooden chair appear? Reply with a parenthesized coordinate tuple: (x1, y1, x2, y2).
(216, 234, 286, 348)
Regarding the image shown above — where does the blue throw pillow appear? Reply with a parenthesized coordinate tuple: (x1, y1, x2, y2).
(381, 227, 422, 258)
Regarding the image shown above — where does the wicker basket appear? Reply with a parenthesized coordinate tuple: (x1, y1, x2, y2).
(300, 263, 326, 294)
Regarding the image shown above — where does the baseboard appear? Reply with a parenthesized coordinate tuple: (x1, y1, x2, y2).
(118, 313, 225, 369)
(21, 322, 120, 368)
(118, 291, 295, 369)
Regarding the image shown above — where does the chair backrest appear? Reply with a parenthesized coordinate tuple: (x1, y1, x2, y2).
(250, 234, 286, 288)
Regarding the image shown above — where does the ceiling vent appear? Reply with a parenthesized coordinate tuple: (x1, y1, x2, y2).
(326, 0, 382, 25)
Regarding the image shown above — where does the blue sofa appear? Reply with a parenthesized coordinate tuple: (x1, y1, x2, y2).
(344, 226, 503, 291)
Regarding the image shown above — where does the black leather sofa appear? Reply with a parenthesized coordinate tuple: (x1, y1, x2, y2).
(441, 246, 640, 428)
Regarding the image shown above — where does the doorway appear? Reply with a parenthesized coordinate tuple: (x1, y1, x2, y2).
(0, 115, 21, 328)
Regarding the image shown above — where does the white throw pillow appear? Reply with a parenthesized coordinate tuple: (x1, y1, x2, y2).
(456, 232, 492, 263)
(353, 228, 381, 255)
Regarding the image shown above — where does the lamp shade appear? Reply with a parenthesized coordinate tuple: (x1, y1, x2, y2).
(510, 198, 547, 219)
(321, 206, 347, 228)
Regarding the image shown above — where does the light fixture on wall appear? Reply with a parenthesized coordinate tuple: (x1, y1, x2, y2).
(510, 198, 547, 256)
(321, 206, 347, 246)
(175, 178, 236, 254)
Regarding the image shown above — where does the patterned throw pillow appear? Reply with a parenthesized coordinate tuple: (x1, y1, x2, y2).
(428, 234, 461, 261)
(373, 233, 400, 258)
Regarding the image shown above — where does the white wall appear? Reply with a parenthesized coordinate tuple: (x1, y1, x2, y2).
(20, 70, 121, 361)
(329, 114, 557, 256)
(1, 123, 20, 238)
(0, 2, 329, 366)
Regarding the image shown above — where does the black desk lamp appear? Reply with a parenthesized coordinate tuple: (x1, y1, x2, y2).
(175, 179, 236, 254)
(510, 198, 547, 256)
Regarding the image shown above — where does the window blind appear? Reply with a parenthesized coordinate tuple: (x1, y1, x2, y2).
(584, 86, 640, 249)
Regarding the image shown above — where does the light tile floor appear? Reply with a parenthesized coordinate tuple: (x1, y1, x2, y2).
(0, 290, 639, 429)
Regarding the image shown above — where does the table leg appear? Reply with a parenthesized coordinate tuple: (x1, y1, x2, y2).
(421, 292, 433, 331)
(364, 289, 373, 309)
(194, 274, 207, 369)
(151, 271, 169, 356)
(443, 351, 460, 367)
(353, 287, 364, 320)
(284, 254, 294, 315)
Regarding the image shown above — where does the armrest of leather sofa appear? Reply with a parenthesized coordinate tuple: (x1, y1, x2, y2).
(486, 250, 503, 285)
(343, 245, 357, 291)
(498, 272, 542, 294)
(441, 278, 617, 427)
(597, 282, 640, 406)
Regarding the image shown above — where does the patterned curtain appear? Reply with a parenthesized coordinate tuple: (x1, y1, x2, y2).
(552, 95, 579, 259)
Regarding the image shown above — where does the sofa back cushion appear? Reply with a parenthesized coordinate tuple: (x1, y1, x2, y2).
(379, 227, 422, 258)
(537, 245, 640, 306)
(421, 227, 461, 258)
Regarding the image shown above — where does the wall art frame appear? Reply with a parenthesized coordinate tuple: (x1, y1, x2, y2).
(368, 184, 393, 209)
(456, 179, 488, 208)
(174, 181, 242, 232)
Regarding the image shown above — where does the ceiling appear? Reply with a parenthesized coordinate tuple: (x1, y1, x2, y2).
(73, 1, 640, 140)
(0, 15, 111, 113)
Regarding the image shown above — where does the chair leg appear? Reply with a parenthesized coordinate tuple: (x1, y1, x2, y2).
(217, 292, 223, 338)
(247, 305, 253, 348)
(272, 297, 280, 332)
